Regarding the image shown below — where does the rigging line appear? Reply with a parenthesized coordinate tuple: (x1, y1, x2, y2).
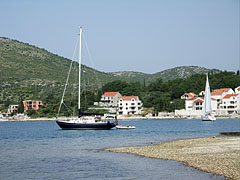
(57, 36, 79, 118)
(82, 33, 102, 91)
(62, 102, 73, 115)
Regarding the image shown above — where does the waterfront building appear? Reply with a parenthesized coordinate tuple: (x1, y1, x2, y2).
(23, 100, 43, 112)
(219, 94, 240, 115)
(118, 96, 143, 115)
(185, 97, 217, 111)
(176, 87, 239, 118)
(211, 88, 234, 108)
(8, 105, 19, 114)
(100, 92, 121, 107)
(181, 92, 197, 99)
(235, 86, 240, 94)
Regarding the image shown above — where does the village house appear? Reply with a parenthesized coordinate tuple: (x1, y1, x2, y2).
(185, 97, 217, 111)
(211, 88, 234, 108)
(100, 92, 121, 107)
(235, 86, 240, 94)
(219, 94, 240, 115)
(8, 105, 19, 114)
(118, 96, 143, 115)
(175, 87, 239, 118)
(23, 100, 43, 112)
(181, 92, 197, 99)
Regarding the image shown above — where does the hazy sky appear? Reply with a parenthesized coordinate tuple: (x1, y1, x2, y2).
(0, 0, 239, 74)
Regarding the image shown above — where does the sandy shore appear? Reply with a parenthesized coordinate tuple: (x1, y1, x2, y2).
(106, 137, 240, 180)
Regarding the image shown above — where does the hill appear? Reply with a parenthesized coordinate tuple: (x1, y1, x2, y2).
(0, 37, 222, 106)
(110, 66, 221, 83)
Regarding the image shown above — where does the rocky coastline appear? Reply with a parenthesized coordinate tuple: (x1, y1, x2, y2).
(106, 137, 240, 180)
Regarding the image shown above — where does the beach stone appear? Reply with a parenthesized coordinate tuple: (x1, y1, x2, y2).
(106, 137, 240, 180)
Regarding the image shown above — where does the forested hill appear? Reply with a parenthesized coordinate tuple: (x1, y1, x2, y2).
(0, 37, 221, 87)
(0, 37, 238, 116)
(0, 37, 114, 88)
(109, 66, 221, 83)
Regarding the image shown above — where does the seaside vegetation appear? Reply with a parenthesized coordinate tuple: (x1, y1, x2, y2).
(1, 71, 239, 118)
(0, 37, 239, 117)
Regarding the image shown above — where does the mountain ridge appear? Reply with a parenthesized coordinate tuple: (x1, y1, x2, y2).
(0, 36, 222, 90)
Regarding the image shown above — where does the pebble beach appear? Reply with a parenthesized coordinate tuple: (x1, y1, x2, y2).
(106, 137, 240, 180)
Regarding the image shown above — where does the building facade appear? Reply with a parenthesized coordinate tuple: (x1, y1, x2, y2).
(23, 100, 43, 112)
(219, 94, 240, 115)
(211, 88, 235, 108)
(181, 92, 197, 100)
(100, 92, 121, 107)
(8, 105, 19, 114)
(185, 97, 217, 112)
(118, 96, 143, 115)
(176, 87, 239, 118)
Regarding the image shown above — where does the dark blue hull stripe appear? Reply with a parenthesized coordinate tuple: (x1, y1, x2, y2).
(56, 121, 116, 130)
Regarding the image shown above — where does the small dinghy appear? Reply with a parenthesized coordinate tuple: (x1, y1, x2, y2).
(116, 125, 135, 129)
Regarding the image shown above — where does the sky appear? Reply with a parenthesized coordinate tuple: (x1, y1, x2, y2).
(0, 0, 239, 74)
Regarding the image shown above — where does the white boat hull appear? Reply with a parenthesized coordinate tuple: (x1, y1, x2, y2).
(202, 115, 216, 121)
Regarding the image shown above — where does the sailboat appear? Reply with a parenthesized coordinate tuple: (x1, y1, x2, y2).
(56, 27, 118, 130)
(202, 74, 216, 121)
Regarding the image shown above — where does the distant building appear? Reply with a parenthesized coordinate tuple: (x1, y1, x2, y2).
(211, 88, 234, 108)
(118, 96, 143, 115)
(23, 100, 43, 112)
(219, 94, 240, 115)
(235, 86, 240, 94)
(8, 105, 19, 114)
(176, 87, 240, 118)
(199, 91, 205, 96)
(181, 92, 197, 100)
(185, 97, 217, 111)
(100, 92, 121, 107)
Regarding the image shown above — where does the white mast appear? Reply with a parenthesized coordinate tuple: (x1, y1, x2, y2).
(78, 27, 82, 112)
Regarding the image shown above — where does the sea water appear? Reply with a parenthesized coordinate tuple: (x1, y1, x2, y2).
(0, 119, 239, 180)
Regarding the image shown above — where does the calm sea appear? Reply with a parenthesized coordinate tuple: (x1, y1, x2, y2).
(0, 119, 239, 180)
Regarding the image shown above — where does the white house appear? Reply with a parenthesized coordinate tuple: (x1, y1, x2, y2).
(211, 88, 234, 108)
(181, 92, 197, 100)
(118, 96, 143, 115)
(100, 92, 121, 107)
(235, 86, 240, 94)
(219, 94, 240, 115)
(176, 87, 240, 118)
(8, 105, 19, 114)
(185, 97, 217, 112)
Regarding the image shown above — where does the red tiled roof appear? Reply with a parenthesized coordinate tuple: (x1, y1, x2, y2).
(102, 92, 119, 97)
(194, 98, 204, 102)
(186, 97, 216, 101)
(183, 92, 196, 97)
(211, 88, 231, 95)
(223, 94, 238, 99)
(119, 96, 138, 101)
(186, 97, 199, 101)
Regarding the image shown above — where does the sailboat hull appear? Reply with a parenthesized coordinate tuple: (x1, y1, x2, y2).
(56, 121, 117, 130)
(202, 115, 216, 121)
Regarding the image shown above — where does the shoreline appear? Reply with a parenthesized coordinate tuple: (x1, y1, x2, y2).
(106, 137, 240, 180)
(0, 116, 239, 122)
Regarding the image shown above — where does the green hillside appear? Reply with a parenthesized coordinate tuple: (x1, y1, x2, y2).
(0, 37, 223, 112)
